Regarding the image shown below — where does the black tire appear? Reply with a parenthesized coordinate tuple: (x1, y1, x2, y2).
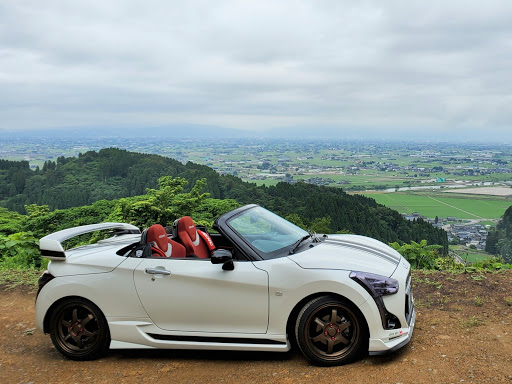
(49, 298, 110, 361)
(295, 296, 368, 366)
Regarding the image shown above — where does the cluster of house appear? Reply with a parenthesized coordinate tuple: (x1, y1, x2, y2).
(448, 224, 488, 250)
(401, 212, 488, 250)
(287, 177, 334, 186)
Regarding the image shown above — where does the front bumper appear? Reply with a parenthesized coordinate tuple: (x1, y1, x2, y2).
(367, 269, 415, 354)
(368, 306, 416, 355)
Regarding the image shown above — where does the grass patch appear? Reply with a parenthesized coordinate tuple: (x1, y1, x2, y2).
(450, 245, 493, 263)
(0, 269, 42, 290)
(460, 316, 485, 328)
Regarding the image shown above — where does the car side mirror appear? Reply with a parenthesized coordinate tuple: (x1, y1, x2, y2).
(211, 249, 234, 271)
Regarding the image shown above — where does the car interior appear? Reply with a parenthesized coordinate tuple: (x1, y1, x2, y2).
(120, 216, 239, 261)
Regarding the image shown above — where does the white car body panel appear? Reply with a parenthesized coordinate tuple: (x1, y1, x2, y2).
(39, 222, 139, 256)
(133, 258, 268, 333)
(36, 206, 416, 363)
(288, 234, 401, 277)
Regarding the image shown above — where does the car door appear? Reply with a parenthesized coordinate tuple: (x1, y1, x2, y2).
(133, 258, 269, 334)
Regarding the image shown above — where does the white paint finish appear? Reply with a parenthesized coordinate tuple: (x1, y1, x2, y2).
(253, 257, 372, 335)
(134, 259, 269, 333)
(39, 222, 140, 254)
(36, 220, 415, 357)
(289, 235, 400, 277)
(36, 257, 149, 332)
(48, 247, 130, 276)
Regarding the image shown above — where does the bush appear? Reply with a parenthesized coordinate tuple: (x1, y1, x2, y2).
(0, 232, 42, 269)
(390, 240, 442, 269)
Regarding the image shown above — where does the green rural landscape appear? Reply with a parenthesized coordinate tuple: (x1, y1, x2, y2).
(362, 191, 511, 221)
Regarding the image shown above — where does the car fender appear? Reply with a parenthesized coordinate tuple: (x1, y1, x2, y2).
(253, 258, 377, 336)
(36, 261, 148, 333)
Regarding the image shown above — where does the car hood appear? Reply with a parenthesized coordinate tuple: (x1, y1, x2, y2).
(287, 234, 401, 277)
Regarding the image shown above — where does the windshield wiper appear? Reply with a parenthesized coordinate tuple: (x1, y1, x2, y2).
(289, 231, 315, 254)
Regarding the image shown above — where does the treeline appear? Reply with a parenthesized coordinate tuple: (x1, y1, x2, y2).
(486, 206, 512, 263)
(0, 148, 447, 251)
(0, 149, 193, 211)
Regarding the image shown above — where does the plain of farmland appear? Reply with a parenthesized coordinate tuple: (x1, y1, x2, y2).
(362, 191, 512, 220)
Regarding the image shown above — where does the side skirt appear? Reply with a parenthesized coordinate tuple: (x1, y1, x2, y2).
(148, 333, 286, 345)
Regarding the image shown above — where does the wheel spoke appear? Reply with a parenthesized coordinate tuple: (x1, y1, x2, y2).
(61, 320, 72, 328)
(330, 309, 338, 324)
(314, 317, 325, 328)
(337, 335, 350, 345)
(81, 314, 94, 327)
(338, 321, 351, 333)
(72, 308, 78, 323)
(75, 336, 83, 348)
(82, 330, 96, 338)
(64, 333, 73, 341)
(312, 334, 326, 343)
(327, 338, 334, 354)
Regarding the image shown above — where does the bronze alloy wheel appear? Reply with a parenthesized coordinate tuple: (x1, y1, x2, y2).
(49, 298, 110, 360)
(296, 296, 368, 366)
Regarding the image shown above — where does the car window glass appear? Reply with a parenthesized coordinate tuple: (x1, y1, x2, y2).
(228, 207, 307, 254)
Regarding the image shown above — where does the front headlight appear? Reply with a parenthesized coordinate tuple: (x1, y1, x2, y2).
(350, 271, 400, 330)
(349, 271, 399, 297)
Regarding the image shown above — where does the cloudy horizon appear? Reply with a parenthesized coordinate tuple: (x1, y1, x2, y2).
(1, 1, 512, 140)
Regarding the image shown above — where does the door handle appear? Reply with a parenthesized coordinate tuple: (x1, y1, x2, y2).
(145, 268, 171, 275)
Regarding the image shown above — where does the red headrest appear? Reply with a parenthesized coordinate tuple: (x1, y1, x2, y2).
(146, 224, 169, 252)
(177, 216, 197, 242)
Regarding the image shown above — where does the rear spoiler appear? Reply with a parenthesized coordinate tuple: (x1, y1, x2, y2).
(39, 222, 140, 261)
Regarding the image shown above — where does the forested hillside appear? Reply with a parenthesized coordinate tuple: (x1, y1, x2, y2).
(0, 148, 448, 250)
(486, 206, 512, 263)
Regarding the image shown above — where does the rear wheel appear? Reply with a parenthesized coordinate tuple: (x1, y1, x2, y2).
(49, 298, 110, 360)
(295, 296, 368, 366)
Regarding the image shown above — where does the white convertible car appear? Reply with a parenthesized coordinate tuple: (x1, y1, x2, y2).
(36, 204, 415, 366)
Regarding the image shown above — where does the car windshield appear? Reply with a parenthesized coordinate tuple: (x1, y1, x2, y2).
(227, 206, 309, 258)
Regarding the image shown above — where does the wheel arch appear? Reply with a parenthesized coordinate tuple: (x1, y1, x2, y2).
(285, 292, 370, 349)
(42, 295, 108, 334)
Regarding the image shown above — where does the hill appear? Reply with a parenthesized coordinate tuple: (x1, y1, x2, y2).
(0, 148, 448, 249)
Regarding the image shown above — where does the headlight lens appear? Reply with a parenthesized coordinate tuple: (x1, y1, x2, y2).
(349, 271, 399, 297)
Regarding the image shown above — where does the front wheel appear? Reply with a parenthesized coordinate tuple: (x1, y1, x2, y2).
(295, 296, 368, 366)
(49, 298, 110, 360)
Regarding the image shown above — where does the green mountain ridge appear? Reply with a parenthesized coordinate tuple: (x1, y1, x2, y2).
(0, 148, 448, 249)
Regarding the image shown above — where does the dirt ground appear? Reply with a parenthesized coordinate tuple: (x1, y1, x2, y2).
(1, 271, 511, 384)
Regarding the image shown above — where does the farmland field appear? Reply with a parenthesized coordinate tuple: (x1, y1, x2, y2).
(362, 191, 512, 219)
(450, 245, 493, 262)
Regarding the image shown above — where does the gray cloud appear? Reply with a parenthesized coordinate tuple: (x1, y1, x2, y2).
(1, 0, 512, 139)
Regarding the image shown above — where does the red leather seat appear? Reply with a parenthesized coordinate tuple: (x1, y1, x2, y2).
(146, 224, 186, 258)
(176, 216, 215, 258)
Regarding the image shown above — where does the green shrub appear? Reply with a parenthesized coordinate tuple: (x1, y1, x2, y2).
(0, 232, 41, 269)
(390, 240, 442, 269)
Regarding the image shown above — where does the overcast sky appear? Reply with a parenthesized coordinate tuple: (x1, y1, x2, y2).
(1, 0, 512, 140)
